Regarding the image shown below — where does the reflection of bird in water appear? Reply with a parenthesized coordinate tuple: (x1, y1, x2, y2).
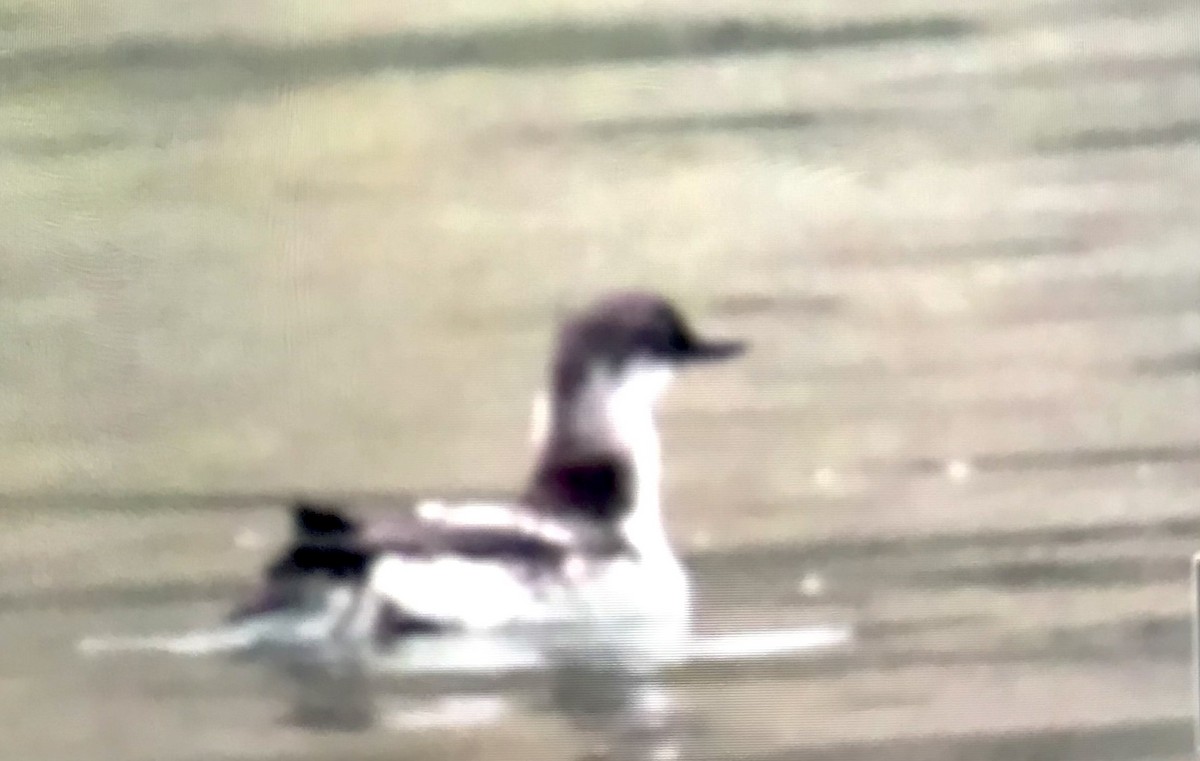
(274, 652, 686, 761)
(273, 652, 377, 732)
(547, 666, 685, 761)
(227, 291, 747, 754)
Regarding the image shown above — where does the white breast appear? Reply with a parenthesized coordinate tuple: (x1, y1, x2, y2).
(364, 549, 691, 668)
(544, 553, 692, 667)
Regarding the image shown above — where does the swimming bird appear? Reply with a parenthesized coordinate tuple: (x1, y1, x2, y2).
(229, 290, 746, 675)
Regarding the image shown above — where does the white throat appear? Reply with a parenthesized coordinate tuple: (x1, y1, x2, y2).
(606, 361, 672, 557)
(533, 361, 675, 558)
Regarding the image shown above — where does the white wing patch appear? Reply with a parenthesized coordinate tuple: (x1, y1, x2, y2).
(412, 499, 574, 544)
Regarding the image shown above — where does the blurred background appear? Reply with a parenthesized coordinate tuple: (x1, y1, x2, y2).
(1, 0, 1199, 759)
